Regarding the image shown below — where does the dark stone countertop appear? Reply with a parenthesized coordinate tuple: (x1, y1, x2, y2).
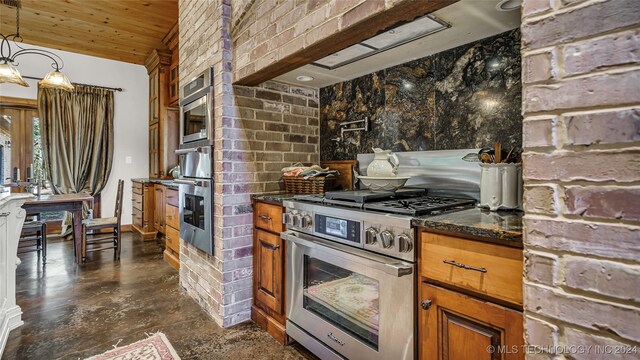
(251, 192, 298, 205)
(412, 207, 523, 244)
(131, 178, 180, 189)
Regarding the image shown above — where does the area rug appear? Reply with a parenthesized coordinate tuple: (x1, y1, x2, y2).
(85, 332, 181, 360)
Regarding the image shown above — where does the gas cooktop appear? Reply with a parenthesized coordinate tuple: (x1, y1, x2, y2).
(293, 189, 475, 216)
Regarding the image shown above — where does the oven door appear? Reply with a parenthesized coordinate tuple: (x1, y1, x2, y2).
(180, 95, 210, 144)
(176, 178, 213, 255)
(283, 231, 415, 360)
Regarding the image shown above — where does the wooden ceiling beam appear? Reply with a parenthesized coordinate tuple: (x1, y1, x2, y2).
(235, 0, 458, 86)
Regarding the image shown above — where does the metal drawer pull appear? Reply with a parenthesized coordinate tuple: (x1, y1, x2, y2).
(258, 215, 272, 221)
(443, 259, 487, 273)
(264, 244, 279, 250)
(0, 212, 9, 217)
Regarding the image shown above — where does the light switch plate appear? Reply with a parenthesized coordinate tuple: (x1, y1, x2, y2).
(125, 156, 133, 164)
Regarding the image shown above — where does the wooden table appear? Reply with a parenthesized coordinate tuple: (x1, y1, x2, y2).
(22, 193, 94, 265)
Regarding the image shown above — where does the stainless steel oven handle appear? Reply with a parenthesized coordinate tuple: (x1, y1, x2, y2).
(173, 179, 211, 187)
(282, 231, 413, 277)
(175, 147, 210, 155)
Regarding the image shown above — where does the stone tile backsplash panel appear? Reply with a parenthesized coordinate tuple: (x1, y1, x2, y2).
(320, 29, 522, 160)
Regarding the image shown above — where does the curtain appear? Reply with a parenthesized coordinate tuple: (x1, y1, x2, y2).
(37, 84, 114, 204)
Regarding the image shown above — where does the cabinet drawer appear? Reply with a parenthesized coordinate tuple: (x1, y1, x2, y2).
(254, 202, 283, 233)
(132, 192, 143, 211)
(132, 182, 143, 195)
(421, 232, 523, 306)
(165, 225, 180, 253)
(165, 204, 179, 229)
(166, 188, 179, 207)
(132, 208, 142, 227)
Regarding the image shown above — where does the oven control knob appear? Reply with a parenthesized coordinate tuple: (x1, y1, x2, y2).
(283, 213, 292, 226)
(302, 215, 313, 228)
(397, 234, 413, 253)
(378, 230, 394, 249)
(292, 214, 302, 227)
(365, 228, 378, 245)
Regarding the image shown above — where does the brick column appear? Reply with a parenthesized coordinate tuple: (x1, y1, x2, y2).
(178, 0, 319, 327)
(521, 0, 640, 356)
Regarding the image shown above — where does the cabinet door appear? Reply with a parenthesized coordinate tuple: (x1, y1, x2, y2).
(254, 229, 284, 315)
(149, 123, 159, 178)
(149, 68, 159, 124)
(154, 185, 165, 232)
(420, 283, 524, 360)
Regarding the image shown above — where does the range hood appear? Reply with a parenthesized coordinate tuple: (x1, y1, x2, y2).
(313, 15, 450, 70)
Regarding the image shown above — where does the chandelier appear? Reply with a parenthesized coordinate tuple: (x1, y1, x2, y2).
(0, 0, 74, 91)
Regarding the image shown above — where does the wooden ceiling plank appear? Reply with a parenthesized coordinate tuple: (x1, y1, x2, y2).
(3, 6, 172, 41)
(0, 19, 161, 58)
(0, 0, 177, 65)
(22, 0, 178, 31)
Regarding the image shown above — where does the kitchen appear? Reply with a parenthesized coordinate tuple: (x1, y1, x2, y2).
(1, 0, 639, 359)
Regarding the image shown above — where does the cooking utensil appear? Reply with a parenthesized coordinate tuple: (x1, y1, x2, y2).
(494, 142, 502, 163)
(503, 147, 515, 163)
(480, 153, 492, 163)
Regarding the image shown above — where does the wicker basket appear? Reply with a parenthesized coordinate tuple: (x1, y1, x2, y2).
(283, 176, 336, 194)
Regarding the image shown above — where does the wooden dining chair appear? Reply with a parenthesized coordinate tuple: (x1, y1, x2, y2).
(19, 214, 47, 264)
(81, 179, 124, 262)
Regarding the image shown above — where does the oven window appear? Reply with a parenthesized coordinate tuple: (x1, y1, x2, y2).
(183, 193, 205, 230)
(303, 255, 379, 350)
(183, 101, 207, 139)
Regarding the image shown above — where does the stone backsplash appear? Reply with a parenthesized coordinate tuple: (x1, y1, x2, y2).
(320, 29, 522, 161)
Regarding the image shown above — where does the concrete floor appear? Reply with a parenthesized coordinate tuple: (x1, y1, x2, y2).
(3, 233, 308, 360)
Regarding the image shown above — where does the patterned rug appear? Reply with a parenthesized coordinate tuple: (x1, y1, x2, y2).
(85, 333, 181, 360)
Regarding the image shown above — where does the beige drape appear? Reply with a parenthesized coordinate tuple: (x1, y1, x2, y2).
(37, 84, 114, 200)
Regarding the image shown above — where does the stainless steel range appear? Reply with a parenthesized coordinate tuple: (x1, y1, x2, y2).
(282, 189, 474, 360)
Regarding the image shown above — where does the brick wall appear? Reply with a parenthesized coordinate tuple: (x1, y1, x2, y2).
(178, 0, 319, 327)
(521, 0, 640, 356)
(232, 0, 365, 82)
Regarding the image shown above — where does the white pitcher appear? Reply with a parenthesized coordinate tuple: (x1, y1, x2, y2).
(367, 148, 400, 176)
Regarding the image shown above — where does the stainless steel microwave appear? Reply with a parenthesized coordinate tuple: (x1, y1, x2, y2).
(180, 68, 214, 145)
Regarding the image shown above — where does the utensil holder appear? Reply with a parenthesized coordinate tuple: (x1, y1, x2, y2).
(478, 163, 522, 211)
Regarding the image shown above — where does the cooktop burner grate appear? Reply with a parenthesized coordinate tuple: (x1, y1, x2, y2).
(364, 196, 475, 216)
(293, 190, 475, 216)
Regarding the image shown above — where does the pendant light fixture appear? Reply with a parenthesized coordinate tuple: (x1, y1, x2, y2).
(0, 0, 74, 91)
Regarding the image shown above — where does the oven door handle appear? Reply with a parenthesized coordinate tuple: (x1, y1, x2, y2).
(175, 147, 210, 155)
(282, 231, 413, 278)
(174, 179, 211, 187)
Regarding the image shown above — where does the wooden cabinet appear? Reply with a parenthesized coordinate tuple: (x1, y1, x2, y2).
(131, 180, 156, 240)
(163, 187, 180, 270)
(421, 233, 523, 306)
(163, 22, 180, 107)
(154, 184, 166, 233)
(254, 229, 284, 314)
(252, 200, 288, 344)
(144, 49, 179, 179)
(420, 283, 524, 360)
(148, 123, 159, 179)
(419, 230, 524, 360)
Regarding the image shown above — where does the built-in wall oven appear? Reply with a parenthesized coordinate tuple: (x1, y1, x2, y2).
(282, 199, 416, 360)
(176, 67, 215, 255)
(180, 68, 213, 145)
(175, 176, 213, 255)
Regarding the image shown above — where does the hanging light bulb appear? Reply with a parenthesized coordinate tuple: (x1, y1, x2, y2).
(39, 69, 74, 91)
(0, 62, 29, 87)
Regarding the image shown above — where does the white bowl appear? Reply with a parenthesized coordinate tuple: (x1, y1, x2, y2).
(358, 176, 411, 192)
